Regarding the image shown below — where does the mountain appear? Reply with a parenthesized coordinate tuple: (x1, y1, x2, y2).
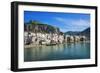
(24, 20, 61, 34)
(25, 20, 90, 40)
(81, 28, 90, 35)
(65, 27, 90, 40)
(65, 31, 80, 35)
(80, 28, 90, 40)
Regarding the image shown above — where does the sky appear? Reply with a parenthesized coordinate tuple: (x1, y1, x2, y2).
(24, 11, 90, 32)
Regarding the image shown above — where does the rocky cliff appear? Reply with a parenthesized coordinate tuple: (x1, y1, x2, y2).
(24, 20, 60, 34)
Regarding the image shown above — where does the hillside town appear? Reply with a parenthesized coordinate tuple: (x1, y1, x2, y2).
(24, 20, 89, 47)
(24, 32, 86, 46)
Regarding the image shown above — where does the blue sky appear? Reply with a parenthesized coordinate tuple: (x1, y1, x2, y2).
(24, 11, 90, 32)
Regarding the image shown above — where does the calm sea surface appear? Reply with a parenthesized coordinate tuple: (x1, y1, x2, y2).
(24, 42, 90, 62)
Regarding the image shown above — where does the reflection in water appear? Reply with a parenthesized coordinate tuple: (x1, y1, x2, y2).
(24, 42, 90, 62)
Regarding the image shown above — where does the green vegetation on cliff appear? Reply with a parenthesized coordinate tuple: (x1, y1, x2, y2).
(24, 20, 60, 34)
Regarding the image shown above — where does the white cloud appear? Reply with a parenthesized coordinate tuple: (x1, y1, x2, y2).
(55, 17, 66, 22)
(54, 17, 90, 32)
(71, 19, 90, 27)
(54, 17, 68, 25)
(54, 17, 90, 27)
